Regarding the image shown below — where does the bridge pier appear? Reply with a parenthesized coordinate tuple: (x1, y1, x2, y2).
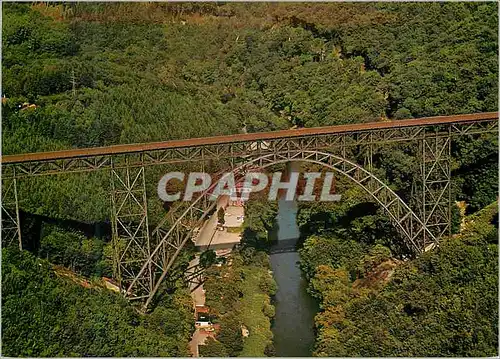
(110, 154, 153, 299)
(418, 127, 452, 247)
(0, 112, 496, 310)
(1, 170, 22, 250)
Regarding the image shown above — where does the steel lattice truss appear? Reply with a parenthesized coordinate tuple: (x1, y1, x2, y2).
(2, 119, 496, 178)
(1, 171, 21, 250)
(1, 116, 497, 311)
(109, 156, 153, 298)
(130, 151, 431, 310)
(420, 128, 452, 247)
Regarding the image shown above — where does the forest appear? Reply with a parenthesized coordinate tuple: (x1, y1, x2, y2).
(2, 2, 498, 357)
(2, 247, 194, 357)
(299, 202, 498, 357)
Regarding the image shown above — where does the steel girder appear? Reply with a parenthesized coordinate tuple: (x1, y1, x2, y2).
(185, 263, 206, 291)
(0, 119, 497, 310)
(1, 171, 22, 250)
(131, 150, 433, 311)
(130, 166, 250, 309)
(109, 155, 153, 299)
(420, 128, 452, 249)
(2, 120, 496, 179)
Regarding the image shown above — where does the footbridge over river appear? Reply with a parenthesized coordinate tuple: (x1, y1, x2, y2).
(1, 112, 498, 311)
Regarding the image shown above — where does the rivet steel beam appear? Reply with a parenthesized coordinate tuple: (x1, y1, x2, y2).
(0, 113, 497, 310)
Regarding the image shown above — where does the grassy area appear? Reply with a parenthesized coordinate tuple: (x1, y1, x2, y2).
(226, 226, 243, 234)
(238, 267, 275, 357)
(203, 249, 276, 356)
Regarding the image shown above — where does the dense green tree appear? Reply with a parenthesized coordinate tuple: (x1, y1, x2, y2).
(1, 3, 498, 357)
(1, 247, 193, 357)
(217, 313, 244, 356)
(217, 207, 225, 225)
(241, 200, 278, 249)
(299, 235, 364, 285)
(202, 251, 276, 356)
(39, 225, 110, 277)
(199, 337, 229, 357)
(310, 203, 498, 357)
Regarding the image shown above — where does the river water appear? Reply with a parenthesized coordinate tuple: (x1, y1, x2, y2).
(270, 197, 318, 357)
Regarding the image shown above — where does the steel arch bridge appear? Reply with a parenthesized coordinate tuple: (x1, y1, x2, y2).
(1, 112, 498, 311)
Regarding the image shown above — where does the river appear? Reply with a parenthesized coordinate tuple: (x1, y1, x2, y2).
(270, 196, 318, 357)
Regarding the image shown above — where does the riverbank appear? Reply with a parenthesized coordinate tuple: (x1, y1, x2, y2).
(200, 248, 276, 356)
(299, 203, 498, 356)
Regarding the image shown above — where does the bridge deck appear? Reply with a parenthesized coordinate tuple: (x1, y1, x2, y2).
(2, 112, 497, 164)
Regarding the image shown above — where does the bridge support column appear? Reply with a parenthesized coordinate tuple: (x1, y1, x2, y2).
(1, 171, 22, 250)
(110, 154, 153, 299)
(419, 127, 452, 249)
(361, 132, 374, 172)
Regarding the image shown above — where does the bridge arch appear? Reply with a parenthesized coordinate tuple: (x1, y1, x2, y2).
(132, 150, 433, 310)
